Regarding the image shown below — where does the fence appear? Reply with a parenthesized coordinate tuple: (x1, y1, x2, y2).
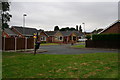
(2, 37, 34, 50)
(85, 40, 120, 49)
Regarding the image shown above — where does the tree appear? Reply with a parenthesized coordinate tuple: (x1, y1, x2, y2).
(54, 26, 59, 31)
(79, 25, 82, 32)
(59, 27, 76, 31)
(69, 27, 76, 31)
(76, 25, 78, 31)
(59, 28, 66, 31)
(85, 35, 91, 40)
(2, 2, 12, 30)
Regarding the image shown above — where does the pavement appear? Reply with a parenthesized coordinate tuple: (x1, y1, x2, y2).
(3, 49, 47, 54)
(39, 43, 118, 54)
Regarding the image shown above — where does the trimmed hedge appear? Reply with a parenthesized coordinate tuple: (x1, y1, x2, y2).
(92, 34, 120, 41)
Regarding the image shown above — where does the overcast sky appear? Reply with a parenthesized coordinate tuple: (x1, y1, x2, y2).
(9, 1, 118, 32)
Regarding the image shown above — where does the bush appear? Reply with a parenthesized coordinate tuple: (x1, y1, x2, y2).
(41, 41, 46, 43)
(85, 35, 91, 40)
(92, 34, 120, 41)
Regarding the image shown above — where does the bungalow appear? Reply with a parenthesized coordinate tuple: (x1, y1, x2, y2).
(38, 31, 48, 42)
(60, 31, 83, 43)
(43, 31, 83, 43)
(11, 26, 38, 38)
(2, 28, 18, 38)
(45, 31, 57, 43)
(53, 31, 64, 43)
(99, 20, 120, 34)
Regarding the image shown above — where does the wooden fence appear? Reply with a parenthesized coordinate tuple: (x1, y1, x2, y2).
(2, 37, 34, 50)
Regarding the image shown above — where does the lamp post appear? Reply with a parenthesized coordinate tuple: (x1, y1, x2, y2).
(23, 13, 27, 36)
(82, 23, 85, 38)
(23, 13, 27, 50)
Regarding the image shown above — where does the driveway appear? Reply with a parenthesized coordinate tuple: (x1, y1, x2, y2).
(39, 44, 118, 54)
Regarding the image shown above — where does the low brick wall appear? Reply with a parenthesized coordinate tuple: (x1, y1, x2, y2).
(85, 40, 120, 49)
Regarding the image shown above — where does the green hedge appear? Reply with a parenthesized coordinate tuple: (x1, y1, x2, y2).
(85, 35, 91, 40)
(92, 34, 120, 41)
(41, 41, 47, 43)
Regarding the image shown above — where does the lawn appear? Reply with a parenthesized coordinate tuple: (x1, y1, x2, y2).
(41, 43, 60, 46)
(2, 52, 118, 78)
(71, 45, 85, 48)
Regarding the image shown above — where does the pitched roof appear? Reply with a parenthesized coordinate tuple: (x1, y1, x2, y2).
(45, 31, 83, 37)
(4, 28, 18, 36)
(45, 31, 57, 36)
(12, 26, 37, 36)
(60, 31, 73, 36)
(74, 31, 83, 36)
(99, 20, 120, 34)
(60, 31, 83, 36)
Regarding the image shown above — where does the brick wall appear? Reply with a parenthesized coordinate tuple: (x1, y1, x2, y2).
(101, 22, 120, 34)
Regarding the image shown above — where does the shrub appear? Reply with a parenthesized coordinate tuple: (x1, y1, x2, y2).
(85, 35, 91, 40)
(41, 41, 46, 43)
(92, 34, 120, 41)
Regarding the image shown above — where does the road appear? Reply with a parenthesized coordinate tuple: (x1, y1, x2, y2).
(39, 44, 118, 54)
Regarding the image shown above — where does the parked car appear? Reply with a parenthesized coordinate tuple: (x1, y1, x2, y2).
(78, 38, 87, 42)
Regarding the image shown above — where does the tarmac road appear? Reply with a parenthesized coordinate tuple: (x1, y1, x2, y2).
(39, 44, 118, 54)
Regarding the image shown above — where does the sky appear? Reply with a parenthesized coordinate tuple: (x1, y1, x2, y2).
(9, 1, 119, 32)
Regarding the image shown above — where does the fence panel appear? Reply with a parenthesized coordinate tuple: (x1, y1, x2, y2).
(27, 38, 34, 49)
(2, 37, 15, 50)
(16, 38, 25, 50)
(2, 37, 35, 50)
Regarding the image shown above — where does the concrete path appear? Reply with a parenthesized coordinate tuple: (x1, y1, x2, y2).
(39, 44, 118, 54)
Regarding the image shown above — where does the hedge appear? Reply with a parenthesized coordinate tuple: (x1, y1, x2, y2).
(92, 34, 120, 41)
(41, 41, 47, 43)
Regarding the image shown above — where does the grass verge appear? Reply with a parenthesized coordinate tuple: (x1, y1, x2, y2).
(41, 43, 60, 46)
(71, 45, 85, 48)
(2, 52, 118, 78)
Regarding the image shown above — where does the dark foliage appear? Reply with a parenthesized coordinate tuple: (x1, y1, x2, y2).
(79, 25, 82, 32)
(92, 34, 120, 41)
(54, 26, 59, 31)
(76, 25, 78, 31)
(2, 2, 12, 30)
(85, 35, 91, 40)
(59, 27, 76, 31)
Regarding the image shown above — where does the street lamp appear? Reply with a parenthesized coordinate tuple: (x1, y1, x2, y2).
(82, 23, 85, 38)
(23, 13, 27, 36)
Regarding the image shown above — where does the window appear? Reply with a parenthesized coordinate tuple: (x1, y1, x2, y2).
(55, 36, 58, 39)
(73, 36, 76, 41)
(55, 36, 63, 41)
(79, 36, 81, 39)
(59, 36, 63, 40)
(41, 36, 46, 41)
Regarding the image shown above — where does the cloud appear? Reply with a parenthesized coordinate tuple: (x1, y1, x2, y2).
(9, 0, 119, 2)
(9, 2, 118, 31)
